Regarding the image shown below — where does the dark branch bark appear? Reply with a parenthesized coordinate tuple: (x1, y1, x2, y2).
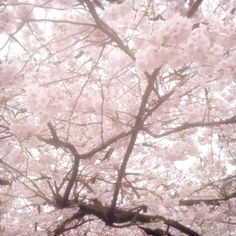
(37, 125, 135, 207)
(53, 212, 85, 236)
(78, 201, 200, 236)
(37, 124, 146, 207)
(40, 123, 81, 208)
(187, 0, 204, 18)
(83, 0, 135, 61)
(179, 199, 220, 206)
(37, 136, 80, 160)
(144, 115, 236, 139)
(61, 157, 80, 207)
(80, 130, 134, 159)
(47, 122, 59, 141)
(0, 124, 12, 139)
(143, 91, 175, 121)
(138, 226, 174, 236)
(107, 68, 164, 223)
(0, 134, 13, 140)
(180, 192, 236, 206)
(38, 129, 134, 160)
(0, 178, 11, 186)
(164, 219, 200, 236)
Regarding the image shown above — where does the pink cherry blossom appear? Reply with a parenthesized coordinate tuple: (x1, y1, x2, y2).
(0, 0, 235, 235)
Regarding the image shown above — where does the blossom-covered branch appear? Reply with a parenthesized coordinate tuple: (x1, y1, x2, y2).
(108, 68, 161, 222)
(83, 0, 135, 60)
(0, 0, 235, 235)
(144, 116, 236, 139)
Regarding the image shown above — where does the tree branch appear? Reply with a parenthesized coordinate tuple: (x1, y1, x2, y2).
(187, 0, 204, 18)
(53, 212, 86, 236)
(83, 0, 135, 61)
(39, 123, 81, 208)
(37, 124, 136, 207)
(138, 225, 174, 236)
(47, 122, 59, 141)
(0, 178, 11, 186)
(78, 201, 200, 236)
(37, 136, 80, 159)
(144, 115, 236, 139)
(108, 68, 161, 224)
(80, 129, 134, 159)
(179, 192, 236, 206)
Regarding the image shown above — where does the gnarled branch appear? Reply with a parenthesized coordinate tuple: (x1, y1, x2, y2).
(78, 201, 200, 236)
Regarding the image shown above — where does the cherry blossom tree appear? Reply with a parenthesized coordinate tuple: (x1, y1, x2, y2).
(0, 0, 235, 235)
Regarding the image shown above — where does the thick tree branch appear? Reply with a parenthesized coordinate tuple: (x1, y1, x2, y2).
(37, 124, 136, 207)
(61, 157, 80, 208)
(187, 0, 204, 18)
(108, 68, 161, 224)
(39, 123, 81, 208)
(47, 122, 59, 141)
(78, 201, 200, 236)
(138, 225, 174, 236)
(38, 129, 134, 160)
(80, 129, 134, 159)
(180, 199, 221, 206)
(164, 219, 200, 236)
(0, 178, 11, 186)
(37, 136, 80, 159)
(83, 0, 135, 61)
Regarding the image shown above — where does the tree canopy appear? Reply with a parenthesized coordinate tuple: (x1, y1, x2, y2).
(0, 0, 235, 235)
